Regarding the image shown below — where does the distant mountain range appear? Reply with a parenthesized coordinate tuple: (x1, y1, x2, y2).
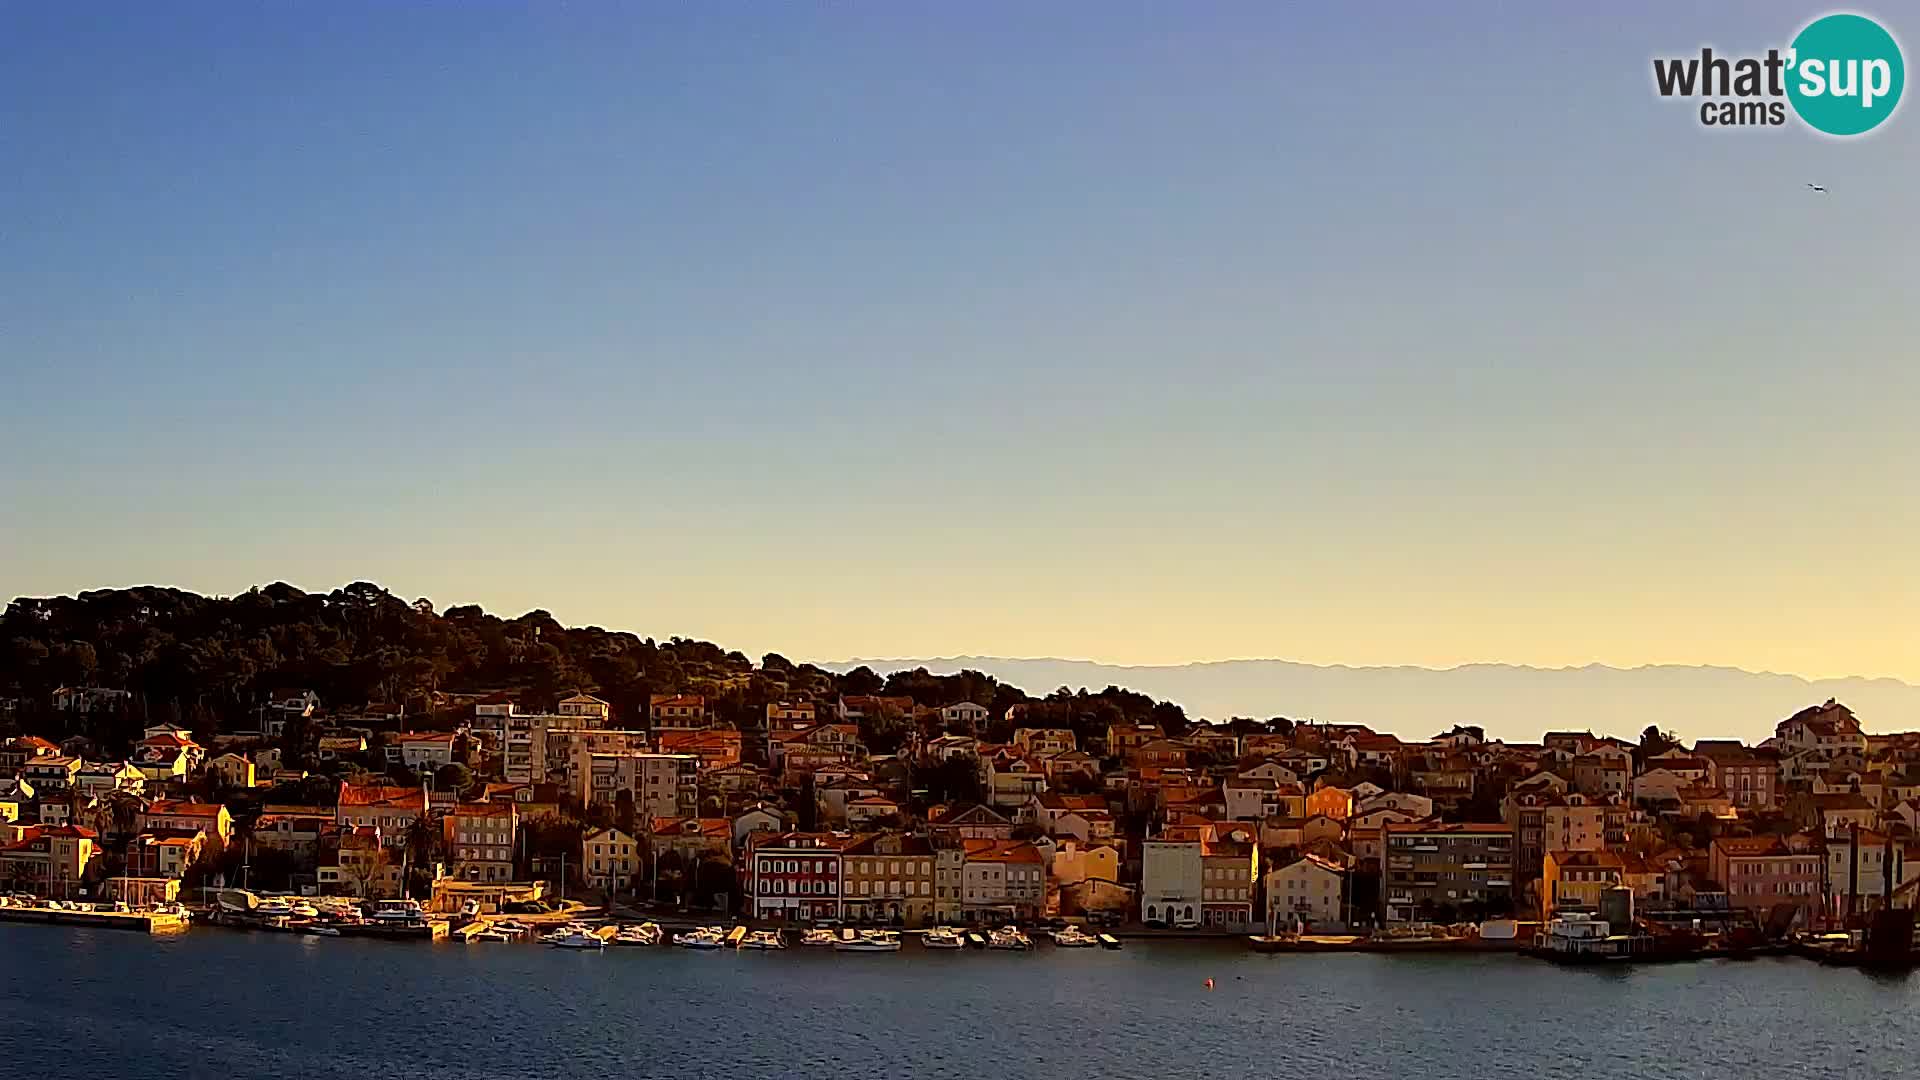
(816, 656, 1920, 746)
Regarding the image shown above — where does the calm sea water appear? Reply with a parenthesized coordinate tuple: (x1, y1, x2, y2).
(4, 924, 1919, 1079)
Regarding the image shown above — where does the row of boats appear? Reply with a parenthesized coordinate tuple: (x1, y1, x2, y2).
(521, 922, 1117, 952)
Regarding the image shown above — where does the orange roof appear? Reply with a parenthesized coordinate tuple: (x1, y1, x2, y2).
(337, 783, 425, 809)
(962, 839, 1043, 864)
(450, 801, 514, 818)
(649, 817, 730, 840)
(650, 694, 705, 708)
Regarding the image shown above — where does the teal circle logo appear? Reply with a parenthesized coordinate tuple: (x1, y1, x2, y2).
(1787, 14, 1904, 136)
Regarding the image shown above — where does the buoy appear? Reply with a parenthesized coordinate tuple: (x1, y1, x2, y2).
(1204, 978, 1214, 989)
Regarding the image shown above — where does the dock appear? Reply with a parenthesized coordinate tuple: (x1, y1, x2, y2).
(0, 906, 190, 934)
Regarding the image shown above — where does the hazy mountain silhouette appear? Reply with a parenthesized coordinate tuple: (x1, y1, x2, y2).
(818, 656, 1920, 745)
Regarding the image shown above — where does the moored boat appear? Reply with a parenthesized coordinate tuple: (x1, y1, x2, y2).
(1097, 933, 1122, 949)
(801, 928, 838, 947)
(835, 929, 902, 952)
(922, 927, 966, 950)
(548, 929, 606, 950)
(674, 927, 725, 950)
(988, 926, 1032, 951)
(738, 929, 787, 950)
(1050, 926, 1098, 948)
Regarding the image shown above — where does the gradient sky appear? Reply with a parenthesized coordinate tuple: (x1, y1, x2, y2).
(3, 3, 1915, 681)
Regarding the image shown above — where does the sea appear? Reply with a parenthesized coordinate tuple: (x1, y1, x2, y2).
(4, 924, 1918, 1079)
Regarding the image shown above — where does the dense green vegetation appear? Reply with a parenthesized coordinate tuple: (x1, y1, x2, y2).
(1, 582, 1187, 752)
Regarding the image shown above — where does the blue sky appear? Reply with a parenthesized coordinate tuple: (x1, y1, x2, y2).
(3, 3, 1915, 680)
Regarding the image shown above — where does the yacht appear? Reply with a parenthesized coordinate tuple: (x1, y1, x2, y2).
(1050, 926, 1098, 948)
(921, 927, 966, 950)
(549, 928, 607, 950)
(363, 899, 426, 927)
(674, 927, 725, 950)
(835, 929, 902, 952)
(738, 929, 787, 950)
(800, 928, 838, 947)
(988, 926, 1033, 951)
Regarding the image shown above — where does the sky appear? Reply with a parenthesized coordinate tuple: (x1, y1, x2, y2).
(2, 3, 1915, 682)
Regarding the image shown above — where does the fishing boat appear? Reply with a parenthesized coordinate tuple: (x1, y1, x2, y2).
(1050, 926, 1098, 948)
(800, 928, 838, 947)
(988, 926, 1032, 951)
(674, 927, 725, 950)
(738, 929, 787, 950)
(548, 929, 606, 950)
(922, 927, 966, 950)
(836, 929, 902, 952)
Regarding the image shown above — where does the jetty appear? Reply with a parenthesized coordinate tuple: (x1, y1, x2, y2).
(0, 904, 190, 934)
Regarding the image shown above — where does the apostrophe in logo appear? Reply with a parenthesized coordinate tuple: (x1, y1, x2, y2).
(1651, 11, 1904, 136)
(1786, 13, 1904, 136)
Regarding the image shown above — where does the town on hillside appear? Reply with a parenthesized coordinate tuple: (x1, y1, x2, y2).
(6, 670, 1917, 942)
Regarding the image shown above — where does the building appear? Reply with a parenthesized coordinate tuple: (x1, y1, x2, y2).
(335, 783, 425, 848)
(648, 694, 709, 730)
(582, 752, 699, 818)
(1570, 745, 1631, 798)
(1382, 822, 1515, 924)
(846, 795, 901, 829)
(1142, 826, 1206, 928)
(1266, 854, 1345, 931)
(473, 695, 539, 784)
(1305, 785, 1355, 822)
(555, 693, 612, 725)
(321, 827, 403, 898)
(127, 831, 204, 880)
(656, 728, 743, 771)
(648, 816, 732, 870)
(256, 688, 318, 736)
(20, 756, 82, 794)
(1201, 824, 1260, 929)
(543, 727, 649, 792)
(139, 800, 233, 844)
(444, 802, 518, 883)
(1824, 831, 1920, 915)
(731, 804, 789, 852)
(73, 761, 145, 799)
(1012, 727, 1076, 757)
(205, 753, 256, 790)
(1709, 835, 1823, 925)
(929, 803, 1013, 842)
(1696, 746, 1778, 810)
(960, 839, 1044, 923)
(0, 736, 57, 775)
(842, 832, 935, 926)
(1540, 849, 1626, 917)
(387, 732, 458, 772)
(942, 702, 991, 730)
(0, 824, 99, 898)
(1226, 776, 1303, 821)
(53, 687, 132, 714)
(581, 827, 641, 895)
(1775, 700, 1868, 757)
(748, 833, 848, 922)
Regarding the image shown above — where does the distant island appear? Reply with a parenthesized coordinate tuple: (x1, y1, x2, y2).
(821, 657, 1920, 746)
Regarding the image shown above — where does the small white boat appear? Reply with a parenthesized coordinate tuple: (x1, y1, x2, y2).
(800, 928, 838, 947)
(674, 928, 724, 950)
(303, 926, 341, 937)
(549, 930, 606, 950)
(988, 926, 1032, 951)
(738, 929, 787, 950)
(468, 928, 515, 943)
(922, 927, 966, 950)
(254, 898, 294, 918)
(835, 929, 902, 952)
(613, 922, 662, 947)
(1050, 926, 1098, 948)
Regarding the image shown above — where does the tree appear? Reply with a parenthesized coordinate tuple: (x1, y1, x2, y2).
(1634, 724, 1680, 769)
(434, 762, 473, 795)
(694, 855, 734, 911)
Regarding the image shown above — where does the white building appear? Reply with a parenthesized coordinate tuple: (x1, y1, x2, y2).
(1266, 854, 1346, 931)
(1141, 826, 1205, 928)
